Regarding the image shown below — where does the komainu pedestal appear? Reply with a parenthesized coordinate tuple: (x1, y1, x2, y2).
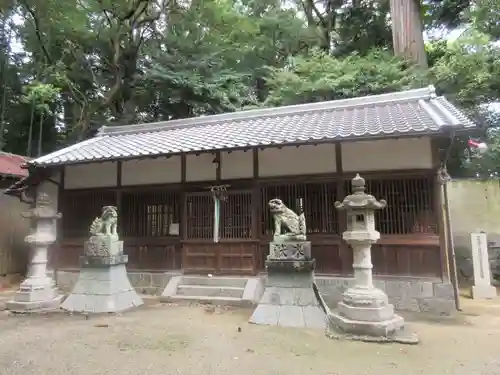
(249, 199, 326, 329)
(61, 207, 143, 314)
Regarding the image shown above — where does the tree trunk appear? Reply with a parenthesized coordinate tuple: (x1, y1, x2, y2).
(389, 0, 428, 68)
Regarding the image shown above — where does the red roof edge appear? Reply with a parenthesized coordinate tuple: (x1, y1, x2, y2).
(0, 152, 31, 178)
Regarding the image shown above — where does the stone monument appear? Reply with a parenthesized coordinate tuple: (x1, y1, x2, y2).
(249, 198, 326, 328)
(61, 206, 143, 313)
(7, 193, 63, 312)
(327, 174, 418, 344)
(470, 232, 497, 299)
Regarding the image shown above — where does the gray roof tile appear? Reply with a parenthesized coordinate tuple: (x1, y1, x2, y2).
(31, 86, 475, 167)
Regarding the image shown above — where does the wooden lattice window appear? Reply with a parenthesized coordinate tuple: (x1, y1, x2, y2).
(220, 191, 252, 239)
(61, 189, 116, 238)
(185, 190, 253, 240)
(261, 182, 339, 235)
(186, 193, 213, 240)
(344, 176, 436, 235)
(121, 190, 180, 237)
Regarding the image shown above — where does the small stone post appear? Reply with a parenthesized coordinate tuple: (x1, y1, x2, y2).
(7, 193, 63, 312)
(328, 174, 417, 343)
(470, 232, 497, 299)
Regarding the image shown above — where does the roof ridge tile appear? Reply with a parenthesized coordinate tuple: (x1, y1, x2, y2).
(97, 86, 437, 137)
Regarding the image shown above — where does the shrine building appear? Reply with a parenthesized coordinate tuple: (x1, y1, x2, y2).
(6, 86, 475, 313)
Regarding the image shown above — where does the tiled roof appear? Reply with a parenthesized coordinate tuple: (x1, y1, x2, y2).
(30, 86, 475, 167)
(0, 152, 30, 178)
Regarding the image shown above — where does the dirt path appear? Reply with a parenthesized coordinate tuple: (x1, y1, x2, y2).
(1, 301, 499, 375)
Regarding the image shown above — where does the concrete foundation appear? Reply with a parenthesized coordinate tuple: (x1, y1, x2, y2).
(53, 270, 456, 314)
(61, 255, 143, 314)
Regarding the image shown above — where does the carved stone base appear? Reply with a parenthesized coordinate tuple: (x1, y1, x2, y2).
(341, 286, 389, 309)
(328, 310, 406, 338)
(268, 241, 311, 261)
(80, 254, 128, 267)
(266, 259, 316, 274)
(6, 277, 63, 313)
(6, 295, 64, 313)
(84, 237, 123, 257)
(327, 285, 414, 341)
(249, 259, 326, 329)
(61, 256, 143, 314)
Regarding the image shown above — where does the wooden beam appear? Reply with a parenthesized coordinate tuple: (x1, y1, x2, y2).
(116, 161, 123, 234)
(335, 142, 343, 176)
(253, 148, 259, 179)
(215, 151, 221, 182)
(252, 148, 261, 244)
(181, 154, 186, 183)
(116, 161, 122, 188)
(335, 142, 351, 275)
(52, 166, 65, 270)
(431, 138, 450, 281)
(180, 154, 187, 241)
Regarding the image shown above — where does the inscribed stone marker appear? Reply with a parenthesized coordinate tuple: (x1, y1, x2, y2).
(470, 232, 497, 299)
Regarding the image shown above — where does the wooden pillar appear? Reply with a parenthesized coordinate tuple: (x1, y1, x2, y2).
(251, 148, 261, 273)
(335, 142, 351, 275)
(431, 138, 450, 282)
(435, 179, 449, 281)
(50, 166, 65, 270)
(180, 155, 187, 269)
(215, 151, 221, 182)
(116, 161, 122, 230)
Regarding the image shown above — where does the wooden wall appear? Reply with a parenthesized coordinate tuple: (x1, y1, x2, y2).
(55, 171, 440, 277)
(50, 137, 443, 278)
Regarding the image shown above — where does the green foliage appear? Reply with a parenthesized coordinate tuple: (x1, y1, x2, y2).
(0, 0, 499, 177)
(265, 48, 428, 106)
(21, 82, 60, 114)
(429, 30, 500, 108)
(472, 0, 500, 39)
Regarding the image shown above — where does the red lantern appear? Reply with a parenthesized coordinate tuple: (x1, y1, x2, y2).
(468, 139, 488, 154)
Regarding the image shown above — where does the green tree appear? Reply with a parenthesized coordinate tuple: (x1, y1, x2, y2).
(264, 48, 428, 106)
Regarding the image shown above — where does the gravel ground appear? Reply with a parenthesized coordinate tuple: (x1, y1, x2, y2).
(1, 300, 500, 375)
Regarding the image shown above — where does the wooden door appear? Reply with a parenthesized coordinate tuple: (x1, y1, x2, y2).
(182, 190, 256, 275)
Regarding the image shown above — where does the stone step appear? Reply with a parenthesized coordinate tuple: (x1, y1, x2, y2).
(176, 285, 244, 298)
(164, 295, 251, 307)
(180, 276, 248, 288)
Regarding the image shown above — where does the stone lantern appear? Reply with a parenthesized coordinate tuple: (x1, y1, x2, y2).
(329, 174, 415, 342)
(7, 193, 63, 312)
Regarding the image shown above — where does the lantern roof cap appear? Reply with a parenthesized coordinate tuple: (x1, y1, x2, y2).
(335, 173, 387, 211)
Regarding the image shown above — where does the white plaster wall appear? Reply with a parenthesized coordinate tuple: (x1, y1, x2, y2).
(341, 137, 433, 172)
(121, 157, 181, 185)
(221, 150, 253, 180)
(64, 162, 117, 189)
(186, 153, 217, 182)
(258, 144, 336, 177)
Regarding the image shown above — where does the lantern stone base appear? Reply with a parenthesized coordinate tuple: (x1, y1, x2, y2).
(327, 286, 419, 344)
(6, 278, 63, 313)
(249, 259, 326, 329)
(61, 254, 143, 314)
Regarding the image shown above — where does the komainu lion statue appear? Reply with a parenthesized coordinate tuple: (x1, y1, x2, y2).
(268, 198, 306, 241)
(89, 206, 118, 237)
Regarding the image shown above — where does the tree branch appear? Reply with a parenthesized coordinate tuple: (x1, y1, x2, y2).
(18, 0, 53, 64)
